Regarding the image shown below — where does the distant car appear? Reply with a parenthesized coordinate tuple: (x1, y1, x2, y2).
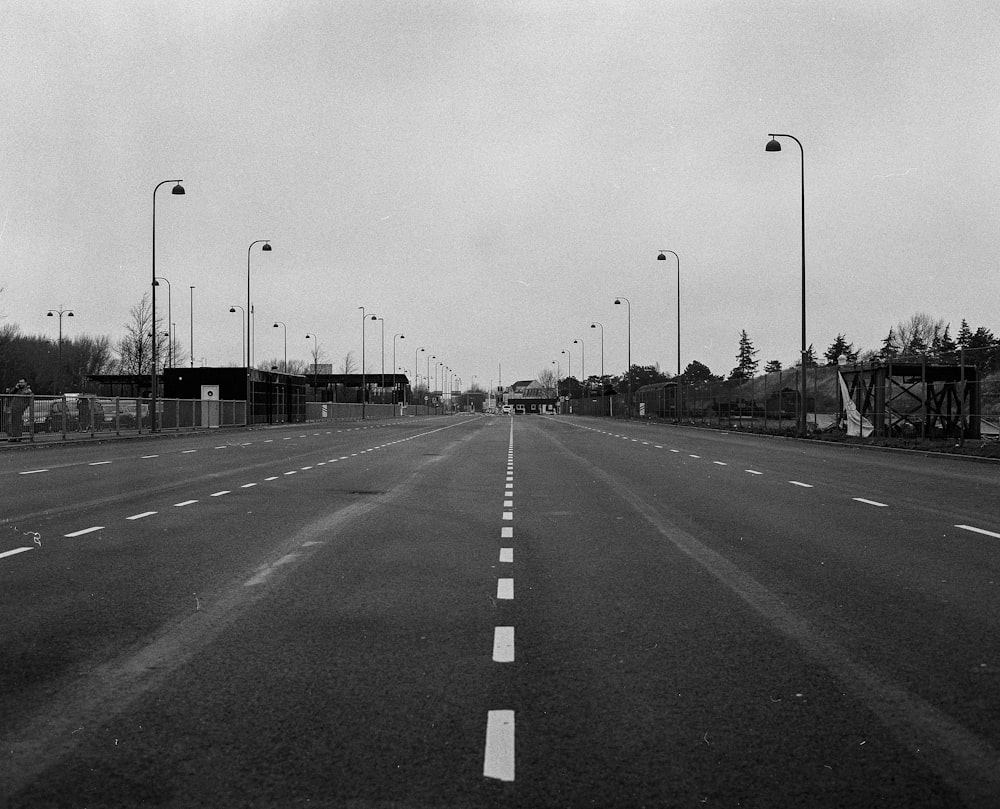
(47, 395, 105, 432)
(501, 405, 512, 415)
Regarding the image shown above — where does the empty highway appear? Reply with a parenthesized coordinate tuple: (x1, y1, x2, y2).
(2, 414, 999, 807)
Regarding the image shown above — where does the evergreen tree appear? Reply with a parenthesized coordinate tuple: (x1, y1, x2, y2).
(956, 319, 973, 348)
(824, 334, 856, 365)
(969, 326, 996, 350)
(938, 324, 957, 353)
(764, 359, 782, 373)
(879, 328, 900, 359)
(802, 343, 819, 367)
(730, 330, 759, 381)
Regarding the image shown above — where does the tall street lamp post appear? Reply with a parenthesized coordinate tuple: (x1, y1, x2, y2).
(305, 333, 318, 391)
(273, 322, 287, 371)
(393, 333, 405, 405)
(657, 249, 681, 421)
(359, 308, 377, 419)
(427, 354, 435, 411)
(46, 306, 74, 393)
(154, 276, 172, 367)
(246, 240, 272, 425)
(189, 286, 195, 367)
(377, 317, 386, 392)
(573, 338, 585, 393)
(590, 322, 604, 386)
(765, 133, 807, 437)
(151, 179, 184, 432)
(614, 297, 631, 417)
(229, 306, 246, 368)
(560, 349, 571, 399)
(415, 347, 425, 400)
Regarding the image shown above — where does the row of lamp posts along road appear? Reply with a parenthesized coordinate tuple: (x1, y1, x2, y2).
(580, 134, 804, 434)
(150, 136, 803, 432)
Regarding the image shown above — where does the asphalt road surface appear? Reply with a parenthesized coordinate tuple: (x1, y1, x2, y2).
(2, 415, 999, 808)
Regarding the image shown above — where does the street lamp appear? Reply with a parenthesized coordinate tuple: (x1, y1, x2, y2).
(573, 338, 585, 392)
(377, 317, 386, 392)
(658, 249, 681, 421)
(561, 349, 571, 398)
(229, 306, 246, 367)
(273, 322, 287, 371)
(151, 179, 184, 432)
(246, 239, 272, 424)
(154, 276, 172, 368)
(765, 133, 807, 436)
(590, 321, 605, 385)
(393, 333, 405, 405)
(614, 297, 631, 416)
(359, 308, 377, 419)
(189, 286, 195, 367)
(415, 347, 425, 399)
(46, 306, 74, 393)
(427, 354, 435, 411)
(305, 333, 318, 390)
(656, 250, 681, 377)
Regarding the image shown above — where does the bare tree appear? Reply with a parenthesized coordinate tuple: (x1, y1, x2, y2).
(114, 294, 169, 377)
(340, 351, 357, 374)
(895, 312, 945, 356)
(537, 367, 557, 395)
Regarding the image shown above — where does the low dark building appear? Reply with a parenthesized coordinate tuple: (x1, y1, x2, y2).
(163, 367, 307, 424)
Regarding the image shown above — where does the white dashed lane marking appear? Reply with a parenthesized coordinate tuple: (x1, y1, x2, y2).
(64, 526, 104, 538)
(0, 547, 33, 560)
(854, 498, 888, 508)
(492, 626, 515, 663)
(483, 710, 515, 781)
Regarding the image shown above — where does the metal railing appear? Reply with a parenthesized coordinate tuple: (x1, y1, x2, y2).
(0, 395, 247, 443)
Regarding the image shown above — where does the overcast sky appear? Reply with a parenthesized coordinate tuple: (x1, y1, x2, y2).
(3, 1, 999, 389)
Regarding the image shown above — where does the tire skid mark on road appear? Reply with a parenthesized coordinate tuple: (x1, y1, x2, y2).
(0, 424, 486, 795)
(538, 417, 1000, 805)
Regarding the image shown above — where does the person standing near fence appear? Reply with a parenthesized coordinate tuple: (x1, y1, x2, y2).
(7, 379, 32, 441)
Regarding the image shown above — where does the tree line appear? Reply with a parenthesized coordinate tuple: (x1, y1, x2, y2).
(544, 311, 1000, 397)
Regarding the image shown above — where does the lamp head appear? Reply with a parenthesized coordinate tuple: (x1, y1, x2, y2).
(657, 252, 667, 260)
(67, 311, 74, 317)
(47, 311, 53, 317)
(261, 242, 272, 251)
(171, 182, 185, 195)
(272, 322, 279, 328)
(614, 298, 622, 305)
(229, 307, 236, 313)
(765, 137, 782, 152)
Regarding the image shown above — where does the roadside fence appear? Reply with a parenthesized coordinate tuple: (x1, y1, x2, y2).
(1, 395, 246, 443)
(567, 346, 1000, 442)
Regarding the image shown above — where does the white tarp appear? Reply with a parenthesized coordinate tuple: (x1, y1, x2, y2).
(838, 372, 874, 437)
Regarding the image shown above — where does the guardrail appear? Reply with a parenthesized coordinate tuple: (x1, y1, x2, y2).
(1, 395, 247, 443)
